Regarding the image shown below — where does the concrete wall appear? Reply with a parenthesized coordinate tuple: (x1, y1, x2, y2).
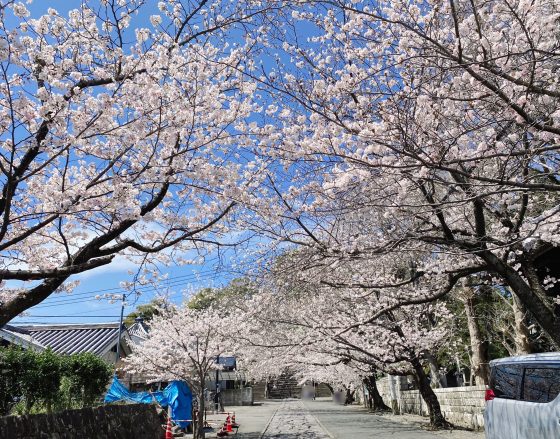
(252, 382, 331, 401)
(252, 382, 266, 401)
(222, 387, 253, 406)
(377, 376, 486, 430)
(0, 403, 162, 439)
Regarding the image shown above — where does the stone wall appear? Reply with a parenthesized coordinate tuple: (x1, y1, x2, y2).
(377, 377, 486, 430)
(0, 403, 162, 439)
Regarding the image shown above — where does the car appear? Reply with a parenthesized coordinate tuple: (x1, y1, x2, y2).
(484, 353, 560, 438)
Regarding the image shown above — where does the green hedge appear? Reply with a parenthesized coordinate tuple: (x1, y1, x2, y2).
(0, 346, 112, 415)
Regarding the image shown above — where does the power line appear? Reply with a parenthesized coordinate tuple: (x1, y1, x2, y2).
(13, 321, 121, 325)
(17, 305, 122, 319)
(37, 269, 221, 302)
(15, 282, 200, 323)
(31, 270, 225, 308)
(18, 315, 121, 318)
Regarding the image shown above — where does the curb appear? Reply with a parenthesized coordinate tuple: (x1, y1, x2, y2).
(302, 399, 336, 439)
(258, 403, 281, 439)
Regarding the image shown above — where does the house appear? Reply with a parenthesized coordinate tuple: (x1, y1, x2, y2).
(2, 322, 133, 365)
(127, 317, 150, 345)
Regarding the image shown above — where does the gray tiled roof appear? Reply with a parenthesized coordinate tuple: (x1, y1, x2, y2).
(18, 323, 122, 355)
(127, 321, 149, 339)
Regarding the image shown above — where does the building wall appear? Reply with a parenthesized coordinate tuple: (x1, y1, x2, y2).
(376, 376, 486, 430)
(0, 403, 162, 439)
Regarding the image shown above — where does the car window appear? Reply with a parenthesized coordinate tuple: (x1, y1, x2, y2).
(522, 368, 560, 403)
(491, 364, 523, 399)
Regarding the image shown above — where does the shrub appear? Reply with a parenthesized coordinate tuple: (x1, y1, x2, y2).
(0, 346, 25, 415)
(0, 346, 112, 414)
(63, 352, 112, 408)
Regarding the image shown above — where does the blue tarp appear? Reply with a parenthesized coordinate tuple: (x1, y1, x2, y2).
(104, 376, 193, 428)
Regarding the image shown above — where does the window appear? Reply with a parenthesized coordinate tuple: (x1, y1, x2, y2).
(491, 364, 523, 399)
(522, 368, 560, 403)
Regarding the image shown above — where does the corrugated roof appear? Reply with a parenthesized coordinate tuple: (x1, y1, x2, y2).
(17, 323, 123, 355)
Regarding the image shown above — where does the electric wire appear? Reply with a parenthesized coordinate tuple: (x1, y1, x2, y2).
(30, 270, 224, 308)
(33, 268, 221, 303)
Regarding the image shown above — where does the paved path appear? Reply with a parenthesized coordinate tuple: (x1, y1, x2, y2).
(202, 398, 484, 439)
(303, 398, 483, 439)
(261, 399, 330, 439)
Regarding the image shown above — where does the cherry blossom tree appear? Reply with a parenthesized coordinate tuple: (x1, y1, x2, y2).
(246, 0, 560, 346)
(0, 0, 273, 324)
(234, 260, 453, 427)
(124, 305, 230, 439)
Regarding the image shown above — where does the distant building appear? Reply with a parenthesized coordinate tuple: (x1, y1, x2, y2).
(127, 317, 150, 345)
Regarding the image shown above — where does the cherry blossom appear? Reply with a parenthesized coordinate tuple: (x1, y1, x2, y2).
(245, 0, 560, 347)
(124, 304, 231, 439)
(0, 0, 271, 323)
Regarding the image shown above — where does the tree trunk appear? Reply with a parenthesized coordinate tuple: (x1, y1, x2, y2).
(464, 293, 490, 385)
(480, 251, 560, 348)
(424, 351, 447, 388)
(512, 295, 532, 355)
(410, 357, 450, 429)
(344, 388, 355, 405)
(324, 383, 334, 394)
(363, 375, 390, 411)
(0, 277, 67, 325)
(193, 379, 206, 439)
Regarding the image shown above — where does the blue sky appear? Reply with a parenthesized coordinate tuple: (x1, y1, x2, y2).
(13, 254, 237, 325)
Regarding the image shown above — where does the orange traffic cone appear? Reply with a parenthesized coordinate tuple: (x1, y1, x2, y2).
(165, 417, 173, 439)
(226, 413, 233, 432)
(217, 425, 229, 437)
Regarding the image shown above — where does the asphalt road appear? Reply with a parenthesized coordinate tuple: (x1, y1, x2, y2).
(202, 398, 484, 439)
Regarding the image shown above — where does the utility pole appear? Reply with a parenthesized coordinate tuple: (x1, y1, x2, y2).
(115, 293, 127, 366)
(215, 354, 220, 412)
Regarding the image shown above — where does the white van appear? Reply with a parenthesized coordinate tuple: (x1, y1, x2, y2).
(484, 353, 560, 438)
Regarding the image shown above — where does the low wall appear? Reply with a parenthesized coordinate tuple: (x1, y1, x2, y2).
(252, 382, 266, 401)
(377, 377, 485, 430)
(222, 387, 253, 406)
(0, 403, 162, 439)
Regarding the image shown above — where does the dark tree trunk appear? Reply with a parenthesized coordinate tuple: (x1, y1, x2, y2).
(344, 388, 355, 405)
(193, 376, 206, 439)
(512, 295, 532, 355)
(463, 290, 490, 385)
(423, 351, 447, 388)
(197, 392, 206, 439)
(363, 374, 390, 411)
(410, 357, 450, 429)
(324, 383, 334, 394)
(480, 251, 560, 348)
